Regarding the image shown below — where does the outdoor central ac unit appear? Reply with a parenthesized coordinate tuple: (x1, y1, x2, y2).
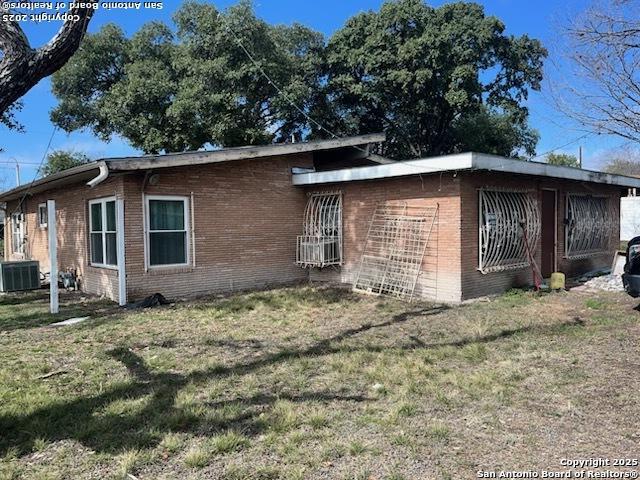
(0, 261, 40, 292)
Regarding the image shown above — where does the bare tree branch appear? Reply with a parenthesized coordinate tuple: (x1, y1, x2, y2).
(552, 0, 640, 141)
(0, 6, 95, 115)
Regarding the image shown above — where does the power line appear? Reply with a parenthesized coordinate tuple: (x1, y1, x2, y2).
(529, 133, 592, 161)
(223, 17, 557, 177)
(0, 161, 44, 165)
(9, 126, 58, 216)
(224, 22, 344, 142)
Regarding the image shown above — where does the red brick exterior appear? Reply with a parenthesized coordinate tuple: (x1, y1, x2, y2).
(306, 171, 622, 302)
(5, 177, 124, 301)
(459, 171, 622, 299)
(121, 154, 313, 299)
(5, 153, 313, 302)
(305, 174, 462, 302)
(3, 157, 622, 304)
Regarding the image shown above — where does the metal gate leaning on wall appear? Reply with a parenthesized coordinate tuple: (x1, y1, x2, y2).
(353, 201, 438, 301)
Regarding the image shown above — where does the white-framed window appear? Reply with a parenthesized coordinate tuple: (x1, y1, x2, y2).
(11, 212, 25, 256)
(89, 197, 117, 268)
(145, 195, 190, 267)
(38, 203, 48, 228)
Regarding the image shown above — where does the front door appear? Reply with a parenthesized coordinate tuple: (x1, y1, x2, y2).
(541, 190, 557, 278)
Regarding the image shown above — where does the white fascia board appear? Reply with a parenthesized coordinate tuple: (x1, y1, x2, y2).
(291, 153, 474, 185)
(292, 151, 640, 189)
(472, 153, 640, 188)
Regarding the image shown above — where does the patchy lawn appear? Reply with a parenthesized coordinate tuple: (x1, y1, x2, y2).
(0, 286, 638, 479)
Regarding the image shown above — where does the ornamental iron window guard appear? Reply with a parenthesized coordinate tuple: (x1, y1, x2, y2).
(565, 194, 614, 259)
(296, 192, 342, 267)
(478, 189, 541, 274)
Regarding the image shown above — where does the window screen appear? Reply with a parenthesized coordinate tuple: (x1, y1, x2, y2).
(147, 198, 188, 266)
(89, 198, 117, 267)
(38, 204, 47, 228)
(11, 213, 24, 255)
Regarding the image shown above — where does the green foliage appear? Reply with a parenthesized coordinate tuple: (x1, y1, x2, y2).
(1, 103, 23, 132)
(0, 103, 24, 152)
(546, 153, 579, 167)
(51, 1, 323, 154)
(42, 150, 92, 177)
(319, 0, 546, 158)
(51, 0, 545, 158)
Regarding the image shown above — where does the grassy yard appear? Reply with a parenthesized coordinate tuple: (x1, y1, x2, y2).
(0, 285, 638, 480)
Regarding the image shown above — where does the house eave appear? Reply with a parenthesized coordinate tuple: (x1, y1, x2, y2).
(291, 152, 640, 189)
(106, 133, 386, 172)
(0, 134, 386, 202)
(0, 162, 106, 203)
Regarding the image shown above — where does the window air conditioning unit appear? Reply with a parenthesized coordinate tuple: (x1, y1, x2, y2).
(0, 261, 41, 292)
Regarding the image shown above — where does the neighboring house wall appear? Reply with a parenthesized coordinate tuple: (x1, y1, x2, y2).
(304, 174, 463, 303)
(460, 172, 621, 299)
(4, 177, 124, 302)
(621, 196, 640, 242)
(122, 154, 314, 300)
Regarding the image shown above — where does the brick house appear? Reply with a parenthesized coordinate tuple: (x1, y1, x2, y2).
(2, 134, 639, 304)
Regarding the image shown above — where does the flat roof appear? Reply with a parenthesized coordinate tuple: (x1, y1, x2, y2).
(291, 152, 640, 189)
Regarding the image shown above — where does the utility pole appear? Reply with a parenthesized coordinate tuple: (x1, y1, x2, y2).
(578, 146, 583, 169)
(14, 160, 20, 186)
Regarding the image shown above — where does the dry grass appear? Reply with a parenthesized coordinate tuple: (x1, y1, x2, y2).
(0, 285, 638, 479)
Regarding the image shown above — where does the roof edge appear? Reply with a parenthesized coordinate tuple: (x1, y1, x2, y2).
(106, 133, 386, 171)
(0, 134, 386, 202)
(0, 162, 105, 203)
(292, 151, 640, 189)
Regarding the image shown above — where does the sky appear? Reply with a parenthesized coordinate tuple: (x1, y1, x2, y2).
(0, 0, 629, 189)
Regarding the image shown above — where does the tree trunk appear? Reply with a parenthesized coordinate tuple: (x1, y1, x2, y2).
(0, 7, 95, 115)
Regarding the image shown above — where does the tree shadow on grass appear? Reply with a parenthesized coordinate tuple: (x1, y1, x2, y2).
(0, 291, 119, 332)
(0, 304, 585, 457)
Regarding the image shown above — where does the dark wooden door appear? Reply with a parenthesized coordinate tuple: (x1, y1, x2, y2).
(541, 190, 556, 278)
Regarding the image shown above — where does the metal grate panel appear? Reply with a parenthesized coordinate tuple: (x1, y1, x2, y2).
(565, 195, 615, 259)
(353, 202, 438, 301)
(0, 261, 40, 292)
(478, 189, 541, 274)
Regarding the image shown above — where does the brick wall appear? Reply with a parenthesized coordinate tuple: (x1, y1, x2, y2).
(4, 158, 622, 305)
(4, 177, 124, 302)
(305, 174, 463, 303)
(122, 153, 314, 300)
(459, 171, 622, 300)
(4, 152, 314, 302)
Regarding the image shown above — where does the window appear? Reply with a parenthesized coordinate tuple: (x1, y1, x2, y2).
(296, 192, 342, 267)
(146, 196, 189, 267)
(11, 212, 25, 256)
(565, 195, 613, 258)
(38, 203, 47, 228)
(89, 198, 117, 267)
(478, 189, 541, 273)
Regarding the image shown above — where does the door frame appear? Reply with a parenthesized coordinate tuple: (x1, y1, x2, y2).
(541, 188, 558, 275)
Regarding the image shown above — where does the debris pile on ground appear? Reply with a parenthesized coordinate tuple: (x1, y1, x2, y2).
(581, 274, 624, 292)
